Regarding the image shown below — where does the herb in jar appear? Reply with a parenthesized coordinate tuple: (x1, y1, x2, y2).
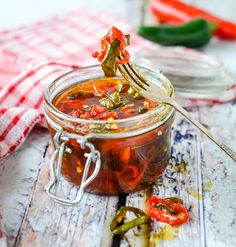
(54, 79, 157, 121)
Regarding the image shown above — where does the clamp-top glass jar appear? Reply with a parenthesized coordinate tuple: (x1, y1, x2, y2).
(44, 65, 175, 205)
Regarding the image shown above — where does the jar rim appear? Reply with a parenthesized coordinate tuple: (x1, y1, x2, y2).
(44, 64, 174, 127)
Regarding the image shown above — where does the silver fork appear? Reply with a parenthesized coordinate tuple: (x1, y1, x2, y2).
(118, 55, 236, 162)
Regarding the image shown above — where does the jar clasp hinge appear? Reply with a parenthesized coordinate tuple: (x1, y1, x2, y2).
(46, 130, 101, 206)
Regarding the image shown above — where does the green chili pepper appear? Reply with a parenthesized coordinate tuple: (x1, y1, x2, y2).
(101, 35, 130, 77)
(109, 92, 122, 105)
(125, 34, 131, 46)
(110, 206, 149, 236)
(101, 39, 120, 77)
(138, 104, 148, 114)
(133, 92, 143, 99)
(100, 92, 123, 109)
(99, 98, 114, 109)
(112, 216, 148, 235)
(154, 203, 178, 214)
(89, 123, 104, 131)
(127, 86, 143, 99)
(166, 197, 184, 204)
(137, 18, 217, 48)
(67, 90, 94, 99)
(118, 81, 129, 92)
(127, 86, 136, 96)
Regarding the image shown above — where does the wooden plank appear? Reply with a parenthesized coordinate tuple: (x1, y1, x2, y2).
(120, 104, 236, 247)
(14, 107, 236, 247)
(0, 128, 49, 247)
(199, 103, 236, 247)
(119, 110, 204, 247)
(16, 144, 118, 247)
(121, 189, 151, 247)
(153, 110, 208, 247)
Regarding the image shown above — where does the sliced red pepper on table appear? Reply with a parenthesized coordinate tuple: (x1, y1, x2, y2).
(150, 0, 236, 40)
(110, 197, 188, 236)
(146, 196, 189, 226)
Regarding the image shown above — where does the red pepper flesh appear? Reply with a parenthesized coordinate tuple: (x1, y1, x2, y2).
(146, 196, 189, 226)
(92, 26, 130, 64)
(150, 0, 236, 40)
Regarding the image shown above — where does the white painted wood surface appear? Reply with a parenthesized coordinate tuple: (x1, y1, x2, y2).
(0, 0, 236, 247)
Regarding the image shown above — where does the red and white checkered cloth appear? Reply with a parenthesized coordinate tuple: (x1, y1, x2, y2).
(0, 9, 235, 161)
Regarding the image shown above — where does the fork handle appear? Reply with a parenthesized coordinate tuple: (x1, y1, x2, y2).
(169, 100, 236, 162)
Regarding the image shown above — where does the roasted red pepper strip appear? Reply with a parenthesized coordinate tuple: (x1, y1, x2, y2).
(92, 26, 130, 64)
(150, 0, 236, 40)
(146, 196, 189, 226)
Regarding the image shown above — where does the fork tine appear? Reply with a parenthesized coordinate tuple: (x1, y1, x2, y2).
(123, 62, 150, 88)
(118, 60, 146, 91)
(118, 53, 236, 163)
(119, 54, 149, 87)
(119, 63, 146, 91)
(118, 55, 148, 90)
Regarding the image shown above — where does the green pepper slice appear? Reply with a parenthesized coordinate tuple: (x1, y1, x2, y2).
(110, 206, 149, 236)
(138, 104, 148, 114)
(153, 203, 178, 214)
(101, 39, 121, 77)
(166, 197, 184, 204)
(109, 92, 122, 106)
(118, 81, 129, 92)
(95, 31, 130, 77)
(99, 98, 115, 109)
(67, 90, 94, 99)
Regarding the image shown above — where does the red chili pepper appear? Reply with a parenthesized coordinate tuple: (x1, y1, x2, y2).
(92, 26, 130, 64)
(97, 111, 119, 120)
(120, 147, 131, 164)
(120, 104, 136, 115)
(116, 49, 130, 65)
(71, 109, 85, 118)
(146, 196, 189, 226)
(80, 111, 92, 120)
(121, 108, 136, 115)
(60, 100, 84, 110)
(118, 165, 143, 189)
(90, 104, 106, 117)
(150, 0, 236, 40)
(92, 81, 106, 97)
(142, 99, 157, 109)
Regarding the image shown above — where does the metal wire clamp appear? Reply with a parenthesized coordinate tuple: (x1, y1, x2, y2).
(46, 129, 101, 206)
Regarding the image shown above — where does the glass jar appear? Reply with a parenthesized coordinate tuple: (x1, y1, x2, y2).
(134, 47, 234, 98)
(44, 65, 175, 205)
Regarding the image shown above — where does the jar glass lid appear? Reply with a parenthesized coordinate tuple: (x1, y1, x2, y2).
(134, 47, 234, 98)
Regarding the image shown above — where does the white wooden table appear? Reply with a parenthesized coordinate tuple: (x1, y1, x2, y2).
(0, 1, 236, 246)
